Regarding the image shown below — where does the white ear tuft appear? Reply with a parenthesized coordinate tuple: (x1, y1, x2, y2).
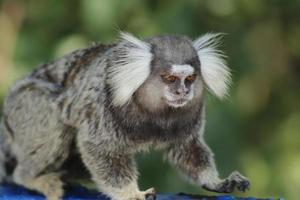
(193, 33, 231, 99)
(107, 32, 152, 106)
(120, 32, 150, 50)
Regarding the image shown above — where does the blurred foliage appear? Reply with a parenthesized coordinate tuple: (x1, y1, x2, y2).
(1, 0, 300, 199)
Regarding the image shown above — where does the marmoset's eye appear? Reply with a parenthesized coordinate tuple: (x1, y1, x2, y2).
(161, 75, 177, 83)
(185, 74, 197, 83)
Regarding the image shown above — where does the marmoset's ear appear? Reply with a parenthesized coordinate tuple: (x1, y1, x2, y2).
(193, 33, 231, 99)
(107, 32, 153, 106)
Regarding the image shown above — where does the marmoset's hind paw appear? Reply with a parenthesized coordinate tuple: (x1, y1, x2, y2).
(112, 187, 156, 200)
(26, 173, 64, 200)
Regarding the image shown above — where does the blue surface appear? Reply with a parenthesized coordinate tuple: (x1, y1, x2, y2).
(0, 184, 280, 200)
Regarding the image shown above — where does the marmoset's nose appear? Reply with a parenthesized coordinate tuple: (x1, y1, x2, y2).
(176, 87, 189, 96)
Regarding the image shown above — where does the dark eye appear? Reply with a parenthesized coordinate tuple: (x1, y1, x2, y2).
(161, 75, 177, 83)
(185, 74, 197, 83)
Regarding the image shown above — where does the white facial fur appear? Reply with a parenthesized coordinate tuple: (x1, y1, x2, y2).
(164, 64, 195, 108)
(193, 33, 231, 99)
(107, 32, 153, 106)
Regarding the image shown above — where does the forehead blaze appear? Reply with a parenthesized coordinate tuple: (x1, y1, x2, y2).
(170, 64, 195, 76)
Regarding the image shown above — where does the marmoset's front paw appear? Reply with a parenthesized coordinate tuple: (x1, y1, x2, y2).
(203, 171, 250, 193)
(144, 187, 156, 200)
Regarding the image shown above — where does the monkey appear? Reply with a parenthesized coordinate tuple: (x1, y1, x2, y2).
(0, 32, 250, 200)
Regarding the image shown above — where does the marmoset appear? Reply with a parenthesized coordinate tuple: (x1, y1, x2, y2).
(0, 32, 250, 200)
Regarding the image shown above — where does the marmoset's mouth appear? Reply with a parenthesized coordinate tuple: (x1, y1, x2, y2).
(165, 99, 188, 108)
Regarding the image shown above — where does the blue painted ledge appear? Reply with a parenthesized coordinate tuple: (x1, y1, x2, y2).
(0, 184, 281, 200)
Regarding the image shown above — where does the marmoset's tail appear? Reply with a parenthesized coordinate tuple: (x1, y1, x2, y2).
(0, 119, 15, 183)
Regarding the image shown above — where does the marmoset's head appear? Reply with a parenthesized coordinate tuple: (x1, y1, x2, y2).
(107, 32, 231, 112)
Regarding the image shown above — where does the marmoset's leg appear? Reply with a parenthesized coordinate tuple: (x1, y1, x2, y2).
(78, 140, 156, 200)
(166, 137, 250, 193)
(12, 131, 73, 200)
(5, 88, 74, 200)
(12, 127, 73, 200)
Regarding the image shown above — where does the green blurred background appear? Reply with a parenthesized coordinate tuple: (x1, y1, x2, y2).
(0, 0, 300, 199)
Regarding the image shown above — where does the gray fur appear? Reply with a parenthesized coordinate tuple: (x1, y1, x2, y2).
(0, 122, 8, 182)
(0, 33, 249, 200)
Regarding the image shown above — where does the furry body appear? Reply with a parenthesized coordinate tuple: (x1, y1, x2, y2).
(0, 33, 249, 200)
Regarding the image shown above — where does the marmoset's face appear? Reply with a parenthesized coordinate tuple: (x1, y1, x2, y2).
(160, 64, 198, 108)
(134, 36, 204, 112)
(136, 64, 203, 112)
